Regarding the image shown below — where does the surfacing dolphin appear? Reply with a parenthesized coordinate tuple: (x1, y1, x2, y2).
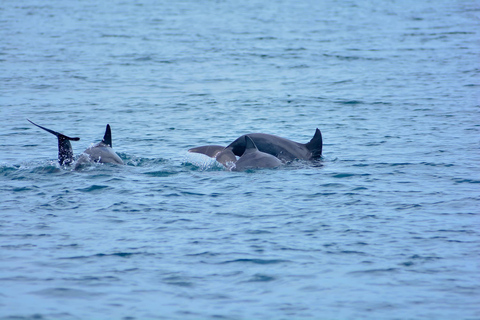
(76, 124, 123, 165)
(232, 136, 282, 171)
(189, 128, 323, 165)
(28, 119, 123, 166)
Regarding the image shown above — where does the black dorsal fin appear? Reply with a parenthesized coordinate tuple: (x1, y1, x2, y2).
(244, 135, 258, 152)
(27, 119, 80, 165)
(102, 124, 112, 147)
(305, 128, 322, 159)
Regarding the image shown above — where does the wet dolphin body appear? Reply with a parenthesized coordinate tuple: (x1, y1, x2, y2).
(76, 124, 123, 165)
(28, 120, 123, 166)
(189, 128, 323, 163)
(232, 136, 282, 171)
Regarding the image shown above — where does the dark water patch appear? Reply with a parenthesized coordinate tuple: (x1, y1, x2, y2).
(399, 254, 442, 267)
(331, 173, 370, 178)
(0, 313, 78, 320)
(143, 170, 178, 177)
(75, 185, 109, 193)
(164, 218, 193, 224)
(395, 203, 422, 211)
(30, 287, 104, 299)
(0, 275, 39, 282)
(85, 173, 111, 179)
(60, 252, 154, 260)
(323, 53, 384, 61)
(326, 250, 369, 256)
(334, 99, 365, 105)
(0, 165, 20, 176)
(348, 268, 400, 275)
(245, 229, 272, 235)
(420, 162, 455, 167)
(4, 233, 50, 239)
(24, 165, 62, 174)
(63, 275, 121, 285)
(352, 187, 368, 191)
(101, 34, 133, 38)
(452, 178, 480, 184)
(11, 186, 37, 192)
(162, 275, 195, 288)
(220, 259, 290, 265)
(185, 251, 220, 257)
(245, 274, 276, 282)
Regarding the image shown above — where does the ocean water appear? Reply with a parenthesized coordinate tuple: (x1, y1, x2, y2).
(1, 0, 479, 319)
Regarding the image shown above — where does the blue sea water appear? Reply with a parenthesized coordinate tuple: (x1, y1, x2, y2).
(1, 0, 479, 319)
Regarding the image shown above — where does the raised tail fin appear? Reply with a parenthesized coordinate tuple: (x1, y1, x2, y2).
(27, 119, 80, 165)
(305, 128, 322, 159)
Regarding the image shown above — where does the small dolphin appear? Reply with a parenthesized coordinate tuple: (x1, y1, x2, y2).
(28, 120, 123, 166)
(189, 128, 323, 163)
(76, 124, 123, 165)
(232, 136, 282, 171)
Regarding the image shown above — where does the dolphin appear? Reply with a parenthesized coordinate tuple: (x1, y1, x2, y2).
(76, 124, 123, 165)
(189, 128, 323, 163)
(28, 120, 123, 166)
(232, 136, 282, 171)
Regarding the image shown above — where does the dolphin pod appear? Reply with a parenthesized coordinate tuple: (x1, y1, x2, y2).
(27, 120, 123, 167)
(28, 120, 322, 171)
(188, 128, 323, 171)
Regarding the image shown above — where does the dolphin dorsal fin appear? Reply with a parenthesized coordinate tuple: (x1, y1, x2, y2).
(244, 135, 258, 153)
(305, 128, 322, 159)
(27, 119, 80, 165)
(102, 124, 112, 147)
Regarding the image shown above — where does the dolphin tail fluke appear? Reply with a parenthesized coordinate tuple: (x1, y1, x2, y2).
(27, 119, 80, 165)
(188, 145, 226, 158)
(102, 124, 112, 147)
(305, 128, 322, 159)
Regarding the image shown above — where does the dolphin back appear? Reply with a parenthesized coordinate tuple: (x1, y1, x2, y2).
(233, 136, 282, 171)
(27, 119, 80, 165)
(83, 124, 123, 165)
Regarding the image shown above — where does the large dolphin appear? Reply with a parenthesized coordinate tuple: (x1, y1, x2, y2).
(189, 128, 323, 163)
(232, 136, 282, 171)
(28, 120, 123, 166)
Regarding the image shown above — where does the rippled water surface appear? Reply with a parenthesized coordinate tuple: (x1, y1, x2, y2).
(1, 0, 479, 319)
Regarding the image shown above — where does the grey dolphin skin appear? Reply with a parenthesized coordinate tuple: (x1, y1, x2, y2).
(189, 128, 323, 164)
(227, 128, 322, 162)
(232, 136, 282, 171)
(78, 124, 124, 165)
(28, 120, 123, 166)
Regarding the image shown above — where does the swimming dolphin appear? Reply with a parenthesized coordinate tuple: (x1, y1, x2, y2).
(75, 123, 124, 166)
(189, 128, 323, 163)
(232, 136, 282, 171)
(28, 120, 123, 166)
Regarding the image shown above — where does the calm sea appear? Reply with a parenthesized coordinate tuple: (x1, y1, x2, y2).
(1, 0, 479, 319)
